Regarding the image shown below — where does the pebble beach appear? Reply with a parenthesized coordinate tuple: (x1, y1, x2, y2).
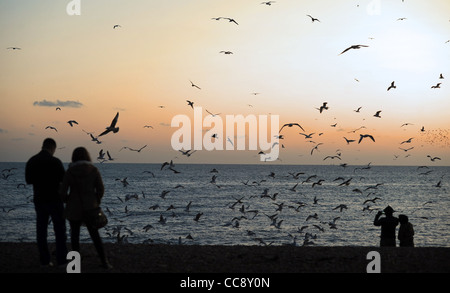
(1, 242, 449, 273)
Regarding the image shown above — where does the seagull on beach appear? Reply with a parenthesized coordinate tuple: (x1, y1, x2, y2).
(99, 112, 119, 137)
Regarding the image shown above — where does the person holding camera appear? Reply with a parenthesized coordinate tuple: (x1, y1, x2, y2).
(374, 206, 399, 247)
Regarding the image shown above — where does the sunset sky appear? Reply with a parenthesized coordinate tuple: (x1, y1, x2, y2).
(1, 0, 449, 166)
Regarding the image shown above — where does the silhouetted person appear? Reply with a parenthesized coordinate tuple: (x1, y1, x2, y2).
(374, 206, 399, 247)
(398, 214, 414, 247)
(60, 147, 111, 269)
(25, 138, 67, 267)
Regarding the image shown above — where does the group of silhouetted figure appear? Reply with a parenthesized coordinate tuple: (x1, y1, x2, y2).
(374, 205, 415, 247)
(25, 138, 112, 269)
(24, 138, 416, 270)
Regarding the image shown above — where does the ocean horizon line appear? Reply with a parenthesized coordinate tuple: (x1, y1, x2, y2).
(1, 161, 449, 168)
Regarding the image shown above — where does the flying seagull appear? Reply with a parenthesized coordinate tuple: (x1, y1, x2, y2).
(190, 80, 201, 89)
(343, 137, 356, 144)
(280, 123, 305, 132)
(113, 24, 121, 29)
(7, 47, 21, 50)
(186, 100, 194, 108)
(45, 126, 58, 132)
(311, 143, 323, 155)
(67, 120, 78, 127)
(306, 15, 320, 22)
(387, 81, 396, 91)
(431, 83, 441, 89)
(316, 102, 329, 113)
(224, 17, 239, 25)
(99, 112, 119, 137)
(373, 111, 382, 118)
(122, 145, 147, 152)
(206, 109, 221, 117)
(339, 45, 369, 55)
(261, 1, 276, 5)
(358, 134, 375, 143)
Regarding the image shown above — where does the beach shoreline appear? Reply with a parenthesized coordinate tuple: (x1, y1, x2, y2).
(0, 242, 449, 273)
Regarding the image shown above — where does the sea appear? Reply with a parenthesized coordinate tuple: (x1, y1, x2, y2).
(0, 162, 449, 247)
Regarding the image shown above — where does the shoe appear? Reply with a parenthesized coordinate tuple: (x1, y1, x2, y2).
(101, 260, 113, 270)
(40, 261, 54, 268)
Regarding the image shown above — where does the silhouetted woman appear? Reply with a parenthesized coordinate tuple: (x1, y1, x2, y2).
(60, 147, 111, 269)
(398, 214, 414, 247)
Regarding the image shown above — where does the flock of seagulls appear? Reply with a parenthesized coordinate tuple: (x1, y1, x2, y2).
(2, 1, 448, 246)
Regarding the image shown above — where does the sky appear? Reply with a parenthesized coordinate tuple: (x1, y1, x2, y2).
(0, 0, 449, 166)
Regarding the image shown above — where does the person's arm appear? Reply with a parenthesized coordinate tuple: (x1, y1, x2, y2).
(56, 160, 66, 183)
(95, 169, 105, 203)
(374, 211, 383, 226)
(59, 173, 70, 203)
(25, 159, 34, 185)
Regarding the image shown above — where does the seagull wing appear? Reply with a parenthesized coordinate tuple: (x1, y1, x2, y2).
(339, 46, 352, 55)
(110, 112, 119, 127)
(98, 129, 111, 137)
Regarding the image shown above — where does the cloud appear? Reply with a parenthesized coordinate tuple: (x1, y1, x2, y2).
(33, 99, 83, 108)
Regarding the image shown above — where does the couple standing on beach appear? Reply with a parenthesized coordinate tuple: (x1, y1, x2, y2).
(25, 138, 111, 269)
(374, 205, 415, 247)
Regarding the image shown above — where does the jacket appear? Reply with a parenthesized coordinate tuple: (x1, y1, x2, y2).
(374, 214, 399, 239)
(60, 161, 104, 221)
(25, 150, 65, 203)
(398, 222, 414, 247)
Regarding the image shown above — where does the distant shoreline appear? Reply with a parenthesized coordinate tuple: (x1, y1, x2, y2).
(1, 242, 449, 273)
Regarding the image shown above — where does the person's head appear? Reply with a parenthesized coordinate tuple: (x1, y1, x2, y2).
(399, 214, 409, 224)
(42, 138, 57, 155)
(383, 205, 394, 216)
(71, 147, 91, 163)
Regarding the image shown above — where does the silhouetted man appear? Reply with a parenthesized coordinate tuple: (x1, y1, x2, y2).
(374, 205, 399, 247)
(26, 138, 67, 267)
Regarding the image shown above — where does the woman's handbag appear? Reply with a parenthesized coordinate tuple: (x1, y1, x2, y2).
(82, 207, 108, 229)
(79, 192, 108, 229)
